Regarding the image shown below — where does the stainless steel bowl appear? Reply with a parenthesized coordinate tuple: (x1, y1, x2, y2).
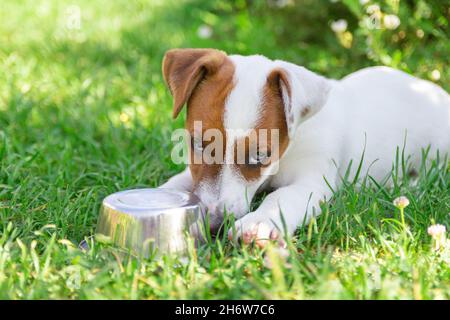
(96, 188, 202, 257)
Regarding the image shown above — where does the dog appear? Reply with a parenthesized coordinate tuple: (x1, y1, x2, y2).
(160, 48, 450, 247)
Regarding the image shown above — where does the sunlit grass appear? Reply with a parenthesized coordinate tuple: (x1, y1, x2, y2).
(0, 0, 449, 299)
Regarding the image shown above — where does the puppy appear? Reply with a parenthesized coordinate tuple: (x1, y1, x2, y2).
(160, 48, 450, 247)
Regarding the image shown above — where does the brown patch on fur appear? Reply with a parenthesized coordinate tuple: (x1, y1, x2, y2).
(162, 48, 228, 118)
(235, 69, 290, 181)
(162, 48, 235, 188)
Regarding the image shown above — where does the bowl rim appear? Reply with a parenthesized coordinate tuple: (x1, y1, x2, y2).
(101, 188, 201, 216)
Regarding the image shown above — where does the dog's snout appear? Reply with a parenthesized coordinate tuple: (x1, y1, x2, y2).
(198, 200, 222, 217)
(204, 201, 225, 216)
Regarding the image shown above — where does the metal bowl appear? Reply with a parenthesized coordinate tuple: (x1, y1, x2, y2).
(95, 188, 202, 257)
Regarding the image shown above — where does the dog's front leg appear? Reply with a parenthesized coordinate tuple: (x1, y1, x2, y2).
(159, 168, 193, 192)
(229, 179, 333, 247)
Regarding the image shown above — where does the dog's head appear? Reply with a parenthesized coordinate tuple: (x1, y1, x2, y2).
(163, 48, 330, 228)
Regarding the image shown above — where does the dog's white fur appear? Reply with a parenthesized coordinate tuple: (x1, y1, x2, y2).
(162, 54, 450, 242)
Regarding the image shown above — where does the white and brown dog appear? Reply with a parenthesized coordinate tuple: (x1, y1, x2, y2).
(160, 48, 450, 247)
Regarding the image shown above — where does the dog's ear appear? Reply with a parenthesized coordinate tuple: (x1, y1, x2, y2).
(269, 61, 331, 138)
(162, 48, 227, 119)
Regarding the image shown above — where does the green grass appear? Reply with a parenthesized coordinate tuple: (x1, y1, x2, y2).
(0, 0, 449, 299)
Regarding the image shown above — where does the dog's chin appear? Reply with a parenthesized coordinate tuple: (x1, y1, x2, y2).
(197, 204, 223, 235)
(208, 210, 249, 236)
(209, 220, 223, 236)
(200, 212, 233, 236)
(197, 201, 250, 235)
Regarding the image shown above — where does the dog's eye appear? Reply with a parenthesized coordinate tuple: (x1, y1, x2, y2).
(191, 137, 203, 153)
(248, 151, 269, 167)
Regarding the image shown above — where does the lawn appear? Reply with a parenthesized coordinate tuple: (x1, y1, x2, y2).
(0, 0, 449, 299)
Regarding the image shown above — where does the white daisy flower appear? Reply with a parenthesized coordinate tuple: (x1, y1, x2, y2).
(331, 19, 348, 33)
(427, 224, 447, 251)
(197, 25, 213, 39)
(393, 196, 409, 209)
(383, 14, 400, 30)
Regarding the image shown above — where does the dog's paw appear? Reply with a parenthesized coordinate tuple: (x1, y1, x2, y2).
(227, 213, 286, 248)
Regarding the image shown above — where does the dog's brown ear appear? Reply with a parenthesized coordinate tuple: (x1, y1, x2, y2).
(267, 63, 331, 138)
(266, 68, 293, 128)
(266, 68, 292, 108)
(162, 48, 227, 119)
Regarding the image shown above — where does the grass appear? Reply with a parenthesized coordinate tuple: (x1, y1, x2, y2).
(0, 0, 449, 299)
